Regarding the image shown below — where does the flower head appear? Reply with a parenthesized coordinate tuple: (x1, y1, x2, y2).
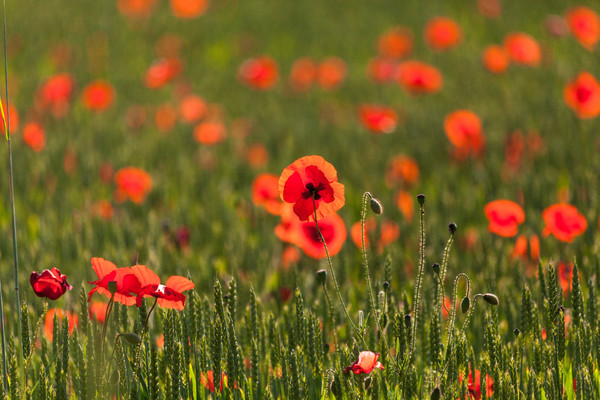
(358, 104, 399, 134)
(23, 122, 46, 152)
(30, 268, 73, 300)
(114, 167, 153, 204)
(279, 155, 345, 222)
(424, 16, 462, 51)
(81, 80, 115, 112)
(563, 72, 600, 119)
(482, 44, 509, 74)
(566, 6, 600, 50)
(317, 57, 347, 90)
(444, 110, 485, 159)
(129, 265, 195, 310)
(170, 0, 209, 19)
(542, 204, 587, 242)
(145, 58, 182, 89)
(397, 60, 443, 94)
(252, 173, 283, 215)
(36, 73, 74, 118)
(238, 56, 279, 90)
(377, 26, 413, 59)
(44, 309, 78, 342)
(87, 257, 142, 306)
(484, 200, 525, 237)
(289, 58, 317, 91)
(503, 32, 541, 66)
(344, 351, 384, 374)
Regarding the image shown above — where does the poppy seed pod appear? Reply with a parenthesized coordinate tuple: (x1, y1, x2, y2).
(483, 293, 499, 305)
(514, 328, 521, 338)
(369, 197, 383, 214)
(448, 222, 457, 234)
(417, 194, 425, 205)
(120, 332, 142, 344)
(382, 281, 390, 291)
(316, 269, 327, 286)
(432, 263, 440, 275)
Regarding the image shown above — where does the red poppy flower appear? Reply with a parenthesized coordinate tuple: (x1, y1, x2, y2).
(503, 33, 541, 66)
(366, 58, 397, 83)
(377, 26, 413, 59)
(396, 190, 414, 222)
(82, 80, 115, 112)
(566, 6, 600, 50)
(350, 219, 398, 253)
(385, 154, 419, 187)
(170, 0, 209, 19)
(563, 72, 600, 119)
(358, 104, 399, 134)
(444, 110, 485, 158)
(23, 122, 46, 152)
(351, 218, 376, 250)
(201, 371, 230, 392)
(252, 173, 283, 215)
(246, 143, 269, 168)
(179, 94, 206, 124)
(482, 45, 509, 74)
(114, 167, 153, 204)
(289, 57, 317, 92)
(129, 265, 195, 310)
(484, 200, 525, 237)
(238, 56, 279, 90)
(87, 257, 142, 306)
(37, 73, 74, 118)
(282, 245, 301, 269)
(44, 309, 78, 342)
(477, 0, 501, 18)
(30, 268, 73, 300)
(557, 261, 574, 294)
(344, 351, 384, 374)
(89, 301, 108, 323)
(397, 60, 443, 94)
(145, 58, 183, 89)
(317, 57, 347, 90)
(91, 200, 114, 220)
(510, 234, 540, 264)
(0, 102, 18, 136)
(542, 204, 587, 242)
(155, 103, 178, 133)
(193, 121, 226, 145)
(117, 0, 157, 17)
(459, 369, 494, 399)
(424, 16, 462, 51)
(279, 155, 345, 222)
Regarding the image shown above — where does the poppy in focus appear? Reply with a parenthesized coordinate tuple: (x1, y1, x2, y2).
(30, 268, 73, 300)
(238, 56, 279, 90)
(358, 104, 399, 134)
(23, 122, 46, 152)
(444, 110, 485, 159)
(563, 72, 600, 119)
(114, 167, 153, 204)
(317, 57, 347, 90)
(279, 155, 345, 222)
(542, 204, 587, 242)
(81, 80, 115, 112)
(377, 26, 413, 59)
(484, 200, 525, 237)
(482, 45, 509, 74)
(397, 60, 443, 94)
(145, 58, 183, 89)
(129, 265, 195, 310)
(503, 32, 541, 66)
(87, 257, 142, 306)
(170, 0, 209, 19)
(44, 309, 78, 342)
(252, 173, 283, 215)
(344, 351, 384, 374)
(424, 16, 462, 51)
(565, 6, 600, 50)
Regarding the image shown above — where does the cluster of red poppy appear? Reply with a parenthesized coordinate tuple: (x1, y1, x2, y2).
(117, 0, 209, 19)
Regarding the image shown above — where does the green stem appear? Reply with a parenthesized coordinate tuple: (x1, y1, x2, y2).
(100, 295, 115, 360)
(409, 198, 426, 364)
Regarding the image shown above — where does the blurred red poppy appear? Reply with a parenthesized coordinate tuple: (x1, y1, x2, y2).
(246, 143, 269, 168)
(366, 58, 397, 83)
(114, 167, 153, 204)
(238, 56, 279, 90)
(193, 121, 226, 145)
(351, 219, 399, 253)
(179, 94, 206, 124)
(385, 154, 419, 187)
(510, 234, 540, 265)
(37, 73, 74, 118)
(117, 0, 157, 17)
(201, 371, 230, 392)
(444, 110, 485, 159)
(344, 351, 384, 374)
(252, 173, 283, 215)
(0, 102, 18, 136)
(279, 155, 345, 221)
(397, 60, 443, 94)
(484, 200, 525, 237)
(289, 57, 317, 91)
(89, 301, 108, 323)
(82, 80, 115, 112)
(91, 200, 114, 220)
(503, 32, 541, 66)
(396, 190, 414, 222)
(565, 6, 600, 50)
(358, 104, 398, 134)
(377, 26, 413, 59)
(170, 0, 209, 19)
(482, 45, 509, 74)
(424, 16, 462, 51)
(317, 57, 347, 90)
(351, 218, 376, 250)
(477, 0, 501, 18)
(87, 257, 142, 306)
(145, 58, 183, 89)
(23, 122, 46, 152)
(30, 268, 73, 300)
(155, 103, 178, 133)
(459, 368, 494, 399)
(44, 309, 78, 342)
(281, 245, 301, 269)
(557, 261, 574, 294)
(563, 72, 600, 119)
(129, 265, 195, 310)
(542, 204, 587, 242)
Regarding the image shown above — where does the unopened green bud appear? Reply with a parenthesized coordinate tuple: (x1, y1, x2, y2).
(432, 263, 440, 275)
(448, 222, 457, 234)
(369, 197, 383, 214)
(120, 333, 142, 344)
(417, 194, 425, 205)
(316, 269, 327, 286)
(430, 387, 441, 400)
(483, 293, 499, 306)
(382, 281, 390, 291)
(461, 296, 470, 313)
(514, 328, 520, 338)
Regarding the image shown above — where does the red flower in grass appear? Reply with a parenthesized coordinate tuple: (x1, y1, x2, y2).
(350, 219, 399, 253)
(563, 72, 600, 119)
(87, 257, 142, 306)
(444, 110, 485, 159)
(317, 57, 347, 90)
(542, 204, 587, 242)
(482, 44, 509, 74)
(37, 73, 74, 118)
(566, 6, 600, 50)
(503, 32, 541, 66)
(397, 60, 443, 94)
(117, 0, 157, 17)
(114, 167, 153, 204)
(366, 58, 397, 83)
(358, 104, 399, 134)
(484, 200, 525, 237)
(377, 26, 413, 59)
(89, 301, 108, 323)
(201, 371, 230, 392)
(129, 265, 195, 310)
(459, 369, 494, 399)
(170, 0, 209, 19)
(145, 58, 183, 89)
(510, 234, 540, 264)
(252, 173, 283, 215)
(344, 351, 384, 374)
(289, 57, 317, 91)
(557, 261, 574, 295)
(44, 309, 78, 342)
(179, 94, 206, 124)
(424, 16, 462, 51)
(279, 155, 345, 222)
(23, 122, 46, 152)
(82, 80, 115, 112)
(238, 56, 279, 90)
(30, 268, 73, 300)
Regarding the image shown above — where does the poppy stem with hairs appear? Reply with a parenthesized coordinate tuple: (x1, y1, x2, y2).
(311, 197, 362, 342)
(0, 279, 7, 392)
(360, 192, 398, 370)
(142, 297, 158, 334)
(408, 195, 426, 369)
(100, 293, 116, 360)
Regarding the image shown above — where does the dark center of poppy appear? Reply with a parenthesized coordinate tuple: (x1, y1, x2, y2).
(303, 182, 323, 200)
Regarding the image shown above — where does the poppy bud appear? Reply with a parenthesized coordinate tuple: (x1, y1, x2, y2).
(461, 296, 470, 313)
(108, 281, 118, 295)
(417, 194, 425, 205)
(430, 387, 441, 400)
(120, 332, 142, 344)
(404, 314, 411, 329)
(483, 293, 499, 306)
(448, 222, 457, 234)
(316, 269, 327, 286)
(382, 281, 390, 291)
(514, 328, 520, 338)
(369, 197, 383, 214)
(432, 263, 440, 275)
